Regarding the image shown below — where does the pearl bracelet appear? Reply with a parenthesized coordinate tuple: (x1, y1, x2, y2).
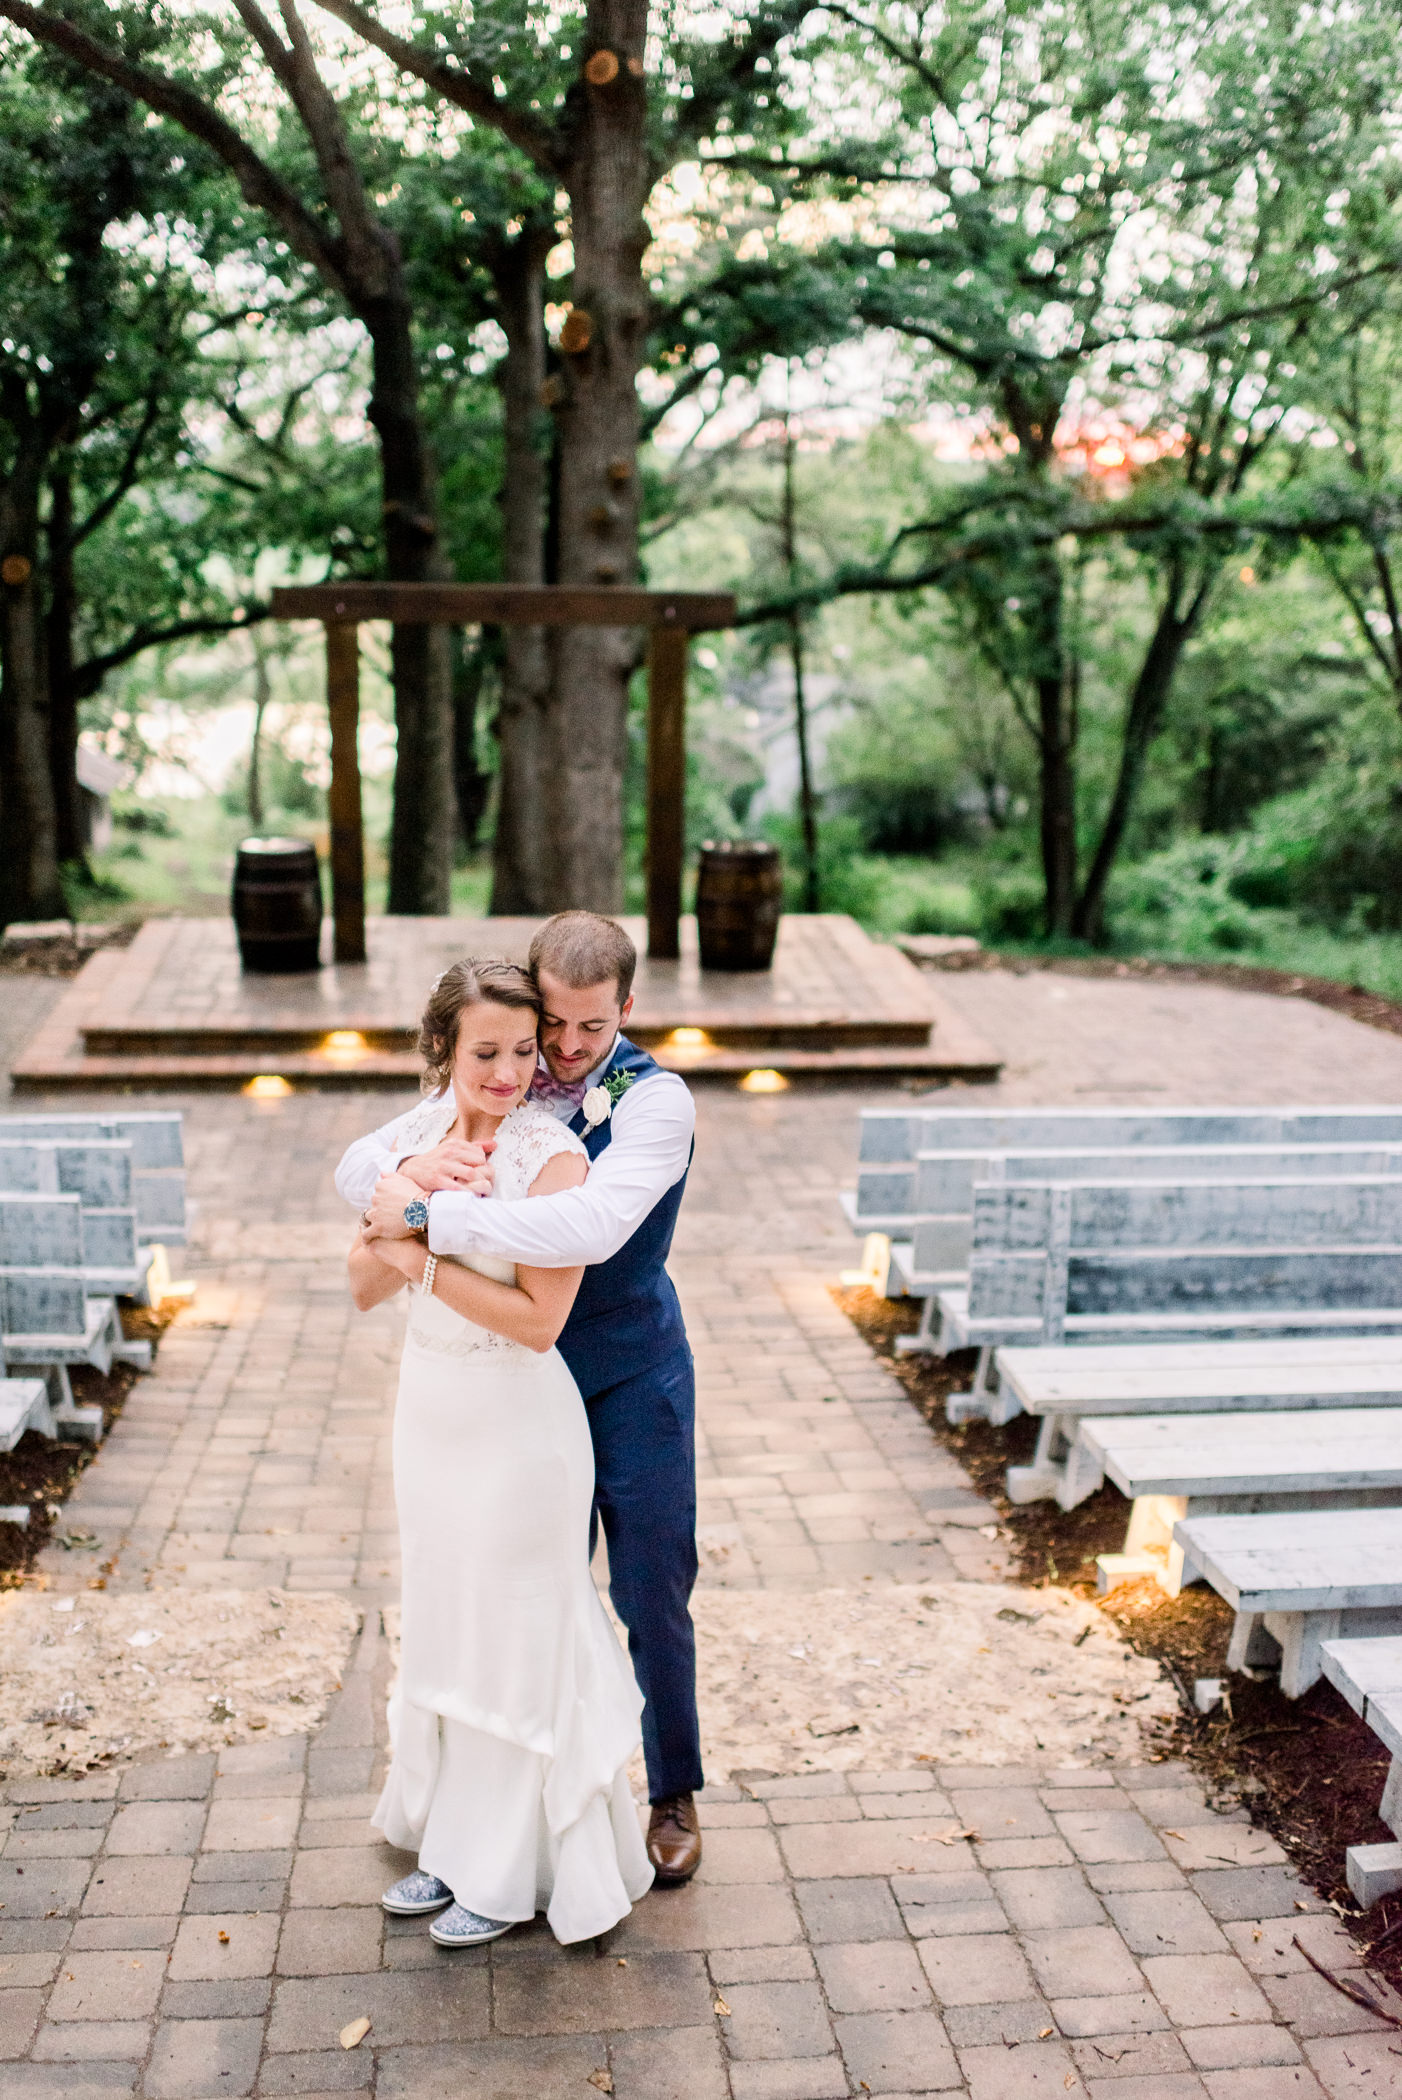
(421, 1252, 438, 1299)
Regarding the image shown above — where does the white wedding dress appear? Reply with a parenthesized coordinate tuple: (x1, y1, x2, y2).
(372, 1097, 653, 1942)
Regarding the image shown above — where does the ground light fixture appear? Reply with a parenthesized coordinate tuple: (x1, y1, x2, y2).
(739, 1068, 788, 1093)
(244, 1074, 293, 1099)
(320, 1030, 369, 1058)
(663, 1027, 715, 1058)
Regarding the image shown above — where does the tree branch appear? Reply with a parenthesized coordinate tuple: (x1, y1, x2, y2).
(72, 606, 271, 699)
(0, 0, 350, 299)
(308, 0, 559, 173)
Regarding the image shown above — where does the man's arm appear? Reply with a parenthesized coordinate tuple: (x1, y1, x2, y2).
(427, 1075, 695, 1267)
(334, 1101, 424, 1212)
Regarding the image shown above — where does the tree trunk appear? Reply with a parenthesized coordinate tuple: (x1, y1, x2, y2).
(1038, 668, 1077, 937)
(452, 629, 492, 853)
(1072, 571, 1213, 944)
(46, 468, 82, 867)
(1024, 549, 1075, 936)
(782, 415, 819, 910)
(365, 295, 457, 915)
(248, 635, 270, 829)
(546, 0, 651, 910)
(0, 451, 63, 925)
(489, 230, 554, 911)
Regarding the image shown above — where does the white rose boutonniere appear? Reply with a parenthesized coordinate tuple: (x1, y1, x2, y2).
(582, 1070, 635, 1129)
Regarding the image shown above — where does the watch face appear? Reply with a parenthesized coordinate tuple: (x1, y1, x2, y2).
(404, 1197, 429, 1230)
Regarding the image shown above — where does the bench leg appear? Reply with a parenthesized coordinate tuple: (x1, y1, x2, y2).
(1266, 1609, 1340, 1699)
(945, 1346, 999, 1423)
(1347, 1839, 1402, 1908)
(1382, 1756, 1402, 1840)
(1226, 1612, 1280, 1673)
(895, 1288, 943, 1359)
(1096, 1494, 1191, 1595)
(1007, 1415, 1069, 1504)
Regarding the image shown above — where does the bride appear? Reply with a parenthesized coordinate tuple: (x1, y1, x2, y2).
(347, 957, 653, 1946)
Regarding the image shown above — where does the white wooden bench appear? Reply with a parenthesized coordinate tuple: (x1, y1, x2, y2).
(996, 1336, 1402, 1504)
(848, 1105, 1402, 1313)
(922, 1173, 1402, 1413)
(1064, 1408, 1402, 1595)
(0, 1192, 153, 1298)
(0, 1113, 187, 1245)
(855, 1143, 1402, 1304)
(1173, 1507, 1402, 1696)
(1319, 1635, 1402, 1906)
(0, 1342, 56, 1453)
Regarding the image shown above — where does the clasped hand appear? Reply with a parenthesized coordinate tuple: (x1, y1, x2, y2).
(362, 1138, 493, 1241)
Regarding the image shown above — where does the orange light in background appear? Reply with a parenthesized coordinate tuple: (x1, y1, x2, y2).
(321, 1030, 369, 1056)
(1239, 565, 1257, 585)
(665, 1027, 714, 1055)
(739, 1068, 788, 1094)
(1092, 438, 1126, 467)
(244, 1074, 293, 1100)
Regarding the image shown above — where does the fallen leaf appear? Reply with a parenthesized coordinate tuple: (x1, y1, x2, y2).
(586, 2073, 613, 2094)
(1039, 2026, 1054, 2038)
(616, 1957, 627, 1967)
(713, 1996, 731, 2016)
(217, 1931, 230, 1945)
(1164, 1830, 1185, 1841)
(339, 2016, 371, 2050)
(913, 1826, 979, 1846)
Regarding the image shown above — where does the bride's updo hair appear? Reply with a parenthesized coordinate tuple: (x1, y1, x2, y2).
(418, 957, 542, 1095)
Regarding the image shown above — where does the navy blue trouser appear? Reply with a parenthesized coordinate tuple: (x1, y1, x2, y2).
(585, 1342, 704, 1803)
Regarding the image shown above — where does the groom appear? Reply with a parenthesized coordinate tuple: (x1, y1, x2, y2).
(335, 910, 703, 1883)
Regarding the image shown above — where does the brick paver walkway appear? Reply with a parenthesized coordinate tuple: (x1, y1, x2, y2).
(6, 966, 1402, 2097)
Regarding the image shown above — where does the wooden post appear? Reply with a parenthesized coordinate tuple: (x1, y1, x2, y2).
(325, 621, 367, 964)
(646, 621, 688, 960)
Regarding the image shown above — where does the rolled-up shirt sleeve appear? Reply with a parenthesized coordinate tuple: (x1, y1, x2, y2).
(427, 1073, 695, 1266)
(333, 1099, 426, 1212)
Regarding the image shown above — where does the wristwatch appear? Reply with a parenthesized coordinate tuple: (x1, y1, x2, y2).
(403, 1195, 430, 1233)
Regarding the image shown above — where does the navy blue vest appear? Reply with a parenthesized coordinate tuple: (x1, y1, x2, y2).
(553, 1037, 691, 1400)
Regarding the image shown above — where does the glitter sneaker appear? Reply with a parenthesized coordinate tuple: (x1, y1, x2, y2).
(428, 1902, 514, 1947)
(381, 1871, 453, 1916)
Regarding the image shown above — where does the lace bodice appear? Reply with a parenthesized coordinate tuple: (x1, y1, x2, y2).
(404, 1100, 586, 1362)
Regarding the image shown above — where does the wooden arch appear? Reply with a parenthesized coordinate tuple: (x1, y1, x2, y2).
(270, 582, 737, 965)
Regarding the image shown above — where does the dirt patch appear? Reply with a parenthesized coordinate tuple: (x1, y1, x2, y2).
(0, 923, 135, 979)
(836, 1284, 1402, 1987)
(0, 1587, 360, 1778)
(0, 1302, 182, 1587)
(919, 944, 1402, 1045)
(687, 1582, 1172, 1777)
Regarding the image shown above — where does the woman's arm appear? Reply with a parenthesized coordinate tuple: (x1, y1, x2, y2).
(348, 1229, 412, 1311)
(383, 1149, 589, 1352)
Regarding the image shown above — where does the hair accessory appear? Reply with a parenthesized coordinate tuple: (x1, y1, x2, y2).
(421, 1253, 438, 1299)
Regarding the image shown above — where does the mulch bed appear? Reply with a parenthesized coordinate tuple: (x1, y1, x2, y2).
(0, 923, 136, 979)
(923, 944, 1402, 1044)
(0, 1298, 179, 1589)
(835, 1284, 1402, 1995)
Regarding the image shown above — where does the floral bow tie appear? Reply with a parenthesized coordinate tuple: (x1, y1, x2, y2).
(529, 1068, 589, 1109)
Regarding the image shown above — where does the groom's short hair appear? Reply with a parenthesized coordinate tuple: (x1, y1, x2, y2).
(529, 911, 636, 1006)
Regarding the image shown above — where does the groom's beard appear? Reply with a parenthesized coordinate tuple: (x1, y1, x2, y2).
(538, 1042, 599, 1087)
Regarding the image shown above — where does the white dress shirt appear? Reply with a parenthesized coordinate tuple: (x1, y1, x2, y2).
(332, 1045, 695, 1270)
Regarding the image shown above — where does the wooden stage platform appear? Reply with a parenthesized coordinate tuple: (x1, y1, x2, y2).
(12, 915, 1000, 1092)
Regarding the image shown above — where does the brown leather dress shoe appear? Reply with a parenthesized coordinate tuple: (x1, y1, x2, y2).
(646, 1792, 702, 1884)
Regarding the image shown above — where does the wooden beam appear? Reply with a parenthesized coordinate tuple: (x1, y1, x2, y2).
(647, 623, 689, 961)
(270, 581, 736, 631)
(325, 622, 366, 964)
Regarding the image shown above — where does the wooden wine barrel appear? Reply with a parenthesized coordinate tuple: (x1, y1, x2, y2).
(696, 840, 783, 971)
(232, 837, 323, 973)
